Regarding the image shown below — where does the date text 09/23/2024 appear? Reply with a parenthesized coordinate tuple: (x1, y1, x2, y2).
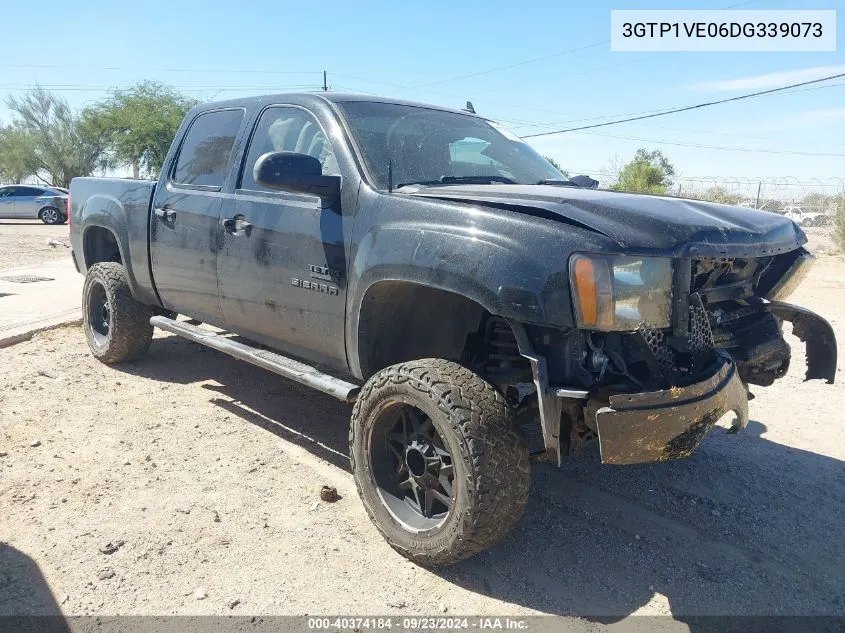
(307, 617, 529, 630)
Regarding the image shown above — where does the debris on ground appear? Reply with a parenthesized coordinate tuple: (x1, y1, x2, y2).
(194, 587, 207, 601)
(99, 540, 124, 555)
(97, 569, 115, 581)
(227, 598, 240, 610)
(320, 485, 339, 502)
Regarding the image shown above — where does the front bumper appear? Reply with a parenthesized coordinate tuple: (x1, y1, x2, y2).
(593, 358, 748, 465)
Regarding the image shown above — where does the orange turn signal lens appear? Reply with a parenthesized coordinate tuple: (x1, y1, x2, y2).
(570, 254, 614, 329)
(574, 257, 598, 325)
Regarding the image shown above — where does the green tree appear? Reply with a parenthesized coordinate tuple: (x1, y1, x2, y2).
(83, 81, 195, 178)
(0, 125, 39, 183)
(699, 186, 742, 206)
(611, 149, 675, 194)
(543, 155, 570, 178)
(5, 86, 108, 187)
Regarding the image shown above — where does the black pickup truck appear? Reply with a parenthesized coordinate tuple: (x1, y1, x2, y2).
(69, 92, 837, 565)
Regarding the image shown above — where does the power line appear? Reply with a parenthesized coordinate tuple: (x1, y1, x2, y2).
(599, 122, 845, 148)
(0, 63, 320, 75)
(0, 84, 320, 93)
(409, 0, 760, 90)
(581, 130, 845, 157)
(509, 79, 845, 133)
(411, 42, 607, 88)
(522, 71, 845, 138)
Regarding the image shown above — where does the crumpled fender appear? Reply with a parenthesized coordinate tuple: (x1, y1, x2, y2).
(767, 301, 837, 384)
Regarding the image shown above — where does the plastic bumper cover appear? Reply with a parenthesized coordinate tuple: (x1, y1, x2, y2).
(594, 358, 748, 465)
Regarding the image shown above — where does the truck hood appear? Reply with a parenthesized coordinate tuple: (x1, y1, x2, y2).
(407, 184, 805, 258)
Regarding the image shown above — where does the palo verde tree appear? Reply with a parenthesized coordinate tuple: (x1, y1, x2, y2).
(83, 81, 196, 178)
(0, 125, 39, 184)
(5, 86, 108, 188)
(612, 148, 675, 195)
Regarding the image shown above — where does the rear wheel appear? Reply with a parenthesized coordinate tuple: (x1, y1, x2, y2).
(801, 217, 814, 227)
(40, 207, 62, 225)
(83, 262, 154, 363)
(350, 359, 530, 566)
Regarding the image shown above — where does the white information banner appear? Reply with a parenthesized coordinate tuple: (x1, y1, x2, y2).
(611, 10, 836, 52)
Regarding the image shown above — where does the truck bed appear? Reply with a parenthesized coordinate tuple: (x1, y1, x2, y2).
(69, 177, 158, 305)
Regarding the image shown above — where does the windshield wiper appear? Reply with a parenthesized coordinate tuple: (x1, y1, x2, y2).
(537, 178, 578, 187)
(395, 175, 516, 190)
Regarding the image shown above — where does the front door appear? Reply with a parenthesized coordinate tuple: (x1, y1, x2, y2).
(149, 108, 246, 325)
(0, 187, 16, 217)
(216, 105, 347, 370)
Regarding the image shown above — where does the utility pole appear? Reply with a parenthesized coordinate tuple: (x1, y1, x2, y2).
(755, 180, 762, 209)
(322, 71, 328, 92)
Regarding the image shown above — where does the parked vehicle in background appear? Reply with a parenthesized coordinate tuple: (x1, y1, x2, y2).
(0, 185, 69, 224)
(782, 206, 829, 227)
(69, 92, 837, 566)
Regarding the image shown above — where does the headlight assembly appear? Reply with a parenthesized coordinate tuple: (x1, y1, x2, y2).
(570, 254, 673, 331)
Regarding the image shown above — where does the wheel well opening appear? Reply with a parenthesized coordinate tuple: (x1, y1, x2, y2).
(357, 282, 531, 389)
(83, 227, 122, 268)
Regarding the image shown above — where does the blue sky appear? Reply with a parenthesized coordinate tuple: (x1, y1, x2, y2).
(0, 0, 842, 187)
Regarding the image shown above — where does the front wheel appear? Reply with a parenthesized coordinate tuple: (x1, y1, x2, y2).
(40, 207, 63, 225)
(350, 359, 530, 566)
(83, 262, 154, 363)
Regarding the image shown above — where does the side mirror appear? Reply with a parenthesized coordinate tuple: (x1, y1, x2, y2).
(253, 151, 340, 204)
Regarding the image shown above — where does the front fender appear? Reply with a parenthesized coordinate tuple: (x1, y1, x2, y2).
(343, 190, 619, 379)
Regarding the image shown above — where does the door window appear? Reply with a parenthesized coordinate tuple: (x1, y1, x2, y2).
(15, 187, 45, 197)
(172, 109, 245, 188)
(240, 106, 339, 192)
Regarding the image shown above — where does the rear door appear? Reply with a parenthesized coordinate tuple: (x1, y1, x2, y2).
(216, 105, 347, 369)
(15, 186, 45, 218)
(149, 108, 246, 325)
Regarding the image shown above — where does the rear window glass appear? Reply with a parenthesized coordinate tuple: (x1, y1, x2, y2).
(173, 109, 244, 187)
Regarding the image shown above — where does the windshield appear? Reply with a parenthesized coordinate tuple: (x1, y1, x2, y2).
(336, 101, 564, 190)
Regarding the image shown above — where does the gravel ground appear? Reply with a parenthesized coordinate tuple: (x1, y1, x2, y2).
(0, 220, 72, 270)
(0, 256, 843, 623)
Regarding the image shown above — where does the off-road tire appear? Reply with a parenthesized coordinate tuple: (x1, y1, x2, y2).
(350, 359, 530, 566)
(83, 262, 154, 363)
(39, 207, 63, 225)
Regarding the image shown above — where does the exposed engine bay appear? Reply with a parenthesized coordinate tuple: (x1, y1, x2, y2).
(468, 247, 837, 465)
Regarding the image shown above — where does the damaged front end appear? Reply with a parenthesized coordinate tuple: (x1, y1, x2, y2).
(510, 246, 837, 466)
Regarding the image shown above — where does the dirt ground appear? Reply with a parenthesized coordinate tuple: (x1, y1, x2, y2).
(0, 220, 72, 270)
(1, 257, 843, 622)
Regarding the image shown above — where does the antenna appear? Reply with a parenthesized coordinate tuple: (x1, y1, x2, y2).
(322, 71, 328, 91)
(463, 101, 476, 114)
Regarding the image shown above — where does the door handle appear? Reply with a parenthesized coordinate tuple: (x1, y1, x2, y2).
(222, 216, 253, 235)
(154, 207, 176, 221)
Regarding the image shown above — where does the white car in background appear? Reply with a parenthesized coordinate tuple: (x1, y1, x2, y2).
(0, 184, 68, 224)
(782, 206, 829, 228)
